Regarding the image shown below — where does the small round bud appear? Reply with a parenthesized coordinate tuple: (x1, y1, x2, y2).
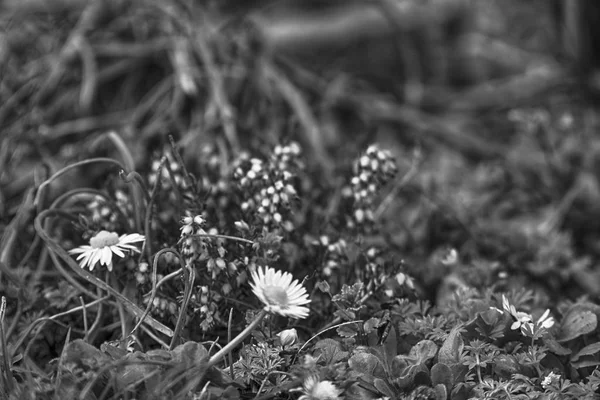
(277, 328, 298, 347)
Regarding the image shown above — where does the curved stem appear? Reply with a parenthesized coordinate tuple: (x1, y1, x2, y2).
(207, 309, 268, 369)
(177, 233, 254, 246)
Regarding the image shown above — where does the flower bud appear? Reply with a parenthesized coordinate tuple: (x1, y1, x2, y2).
(277, 328, 298, 347)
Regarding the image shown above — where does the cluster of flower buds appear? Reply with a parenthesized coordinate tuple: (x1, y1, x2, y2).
(232, 143, 302, 232)
(142, 294, 178, 319)
(344, 144, 398, 231)
(147, 150, 195, 220)
(179, 213, 208, 266)
(361, 246, 386, 287)
(86, 195, 119, 231)
(190, 285, 222, 331)
(133, 261, 150, 285)
(180, 212, 233, 282)
(360, 246, 415, 298)
(195, 144, 234, 224)
(269, 142, 304, 175)
(85, 189, 134, 232)
(114, 189, 136, 228)
(148, 151, 190, 192)
(311, 235, 349, 278)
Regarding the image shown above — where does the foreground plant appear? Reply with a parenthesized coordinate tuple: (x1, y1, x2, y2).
(207, 265, 310, 368)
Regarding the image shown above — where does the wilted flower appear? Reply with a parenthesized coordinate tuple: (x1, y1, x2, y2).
(250, 266, 310, 319)
(69, 231, 145, 271)
(297, 376, 343, 400)
(277, 328, 298, 347)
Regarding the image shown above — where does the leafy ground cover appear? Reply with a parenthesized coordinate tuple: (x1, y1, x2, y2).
(2, 1, 600, 399)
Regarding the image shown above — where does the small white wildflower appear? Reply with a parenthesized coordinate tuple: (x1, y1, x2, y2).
(541, 371, 561, 389)
(502, 295, 532, 330)
(69, 231, 145, 271)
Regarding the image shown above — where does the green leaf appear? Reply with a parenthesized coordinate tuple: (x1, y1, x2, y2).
(170, 341, 209, 368)
(571, 355, 600, 369)
(373, 378, 395, 398)
(380, 323, 398, 365)
(364, 318, 380, 335)
(545, 337, 572, 356)
(313, 338, 349, 364)
(572, 342, 600, 362)
(337, 323, 359, 338)
(438, 327, 464, 365)
(315, 281, 332, 296)
(493, 354, 519, 376)
(409, 339, 437, 364)
(556, 310, 597, 342)
(63, 339, 110, 369)
(348, 352, 385, 378)
(431, 362, 453, 391)
(434, 383, 448, 400)
(115, 352, 158, 389)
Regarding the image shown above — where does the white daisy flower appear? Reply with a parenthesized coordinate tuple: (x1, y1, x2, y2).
(297, 376, 343, 400)
(69, 230, 145, 271)
(250, 266, 310, 319)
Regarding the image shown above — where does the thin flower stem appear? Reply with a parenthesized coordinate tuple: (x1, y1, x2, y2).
(33, 157, 125, 212)
(476, 354, 483, 384)
(131, 248, 182, 337)
(0, 296, 15, 393)
(143, 156, 166, 260)
(170, 264, 195, 350)
(298, 320, 363, 354)
(177, 233, 254, 246)
(207, 309, 268, 369)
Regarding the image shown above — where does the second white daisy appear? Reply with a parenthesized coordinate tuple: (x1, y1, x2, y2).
(297, 375, 343, 400)
(250, 266, 310, 319)
(69, 230, 145, 271)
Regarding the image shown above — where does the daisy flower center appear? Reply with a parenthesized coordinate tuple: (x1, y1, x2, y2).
(90, 231, 119, 248)
(263, 285, 289, 307)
